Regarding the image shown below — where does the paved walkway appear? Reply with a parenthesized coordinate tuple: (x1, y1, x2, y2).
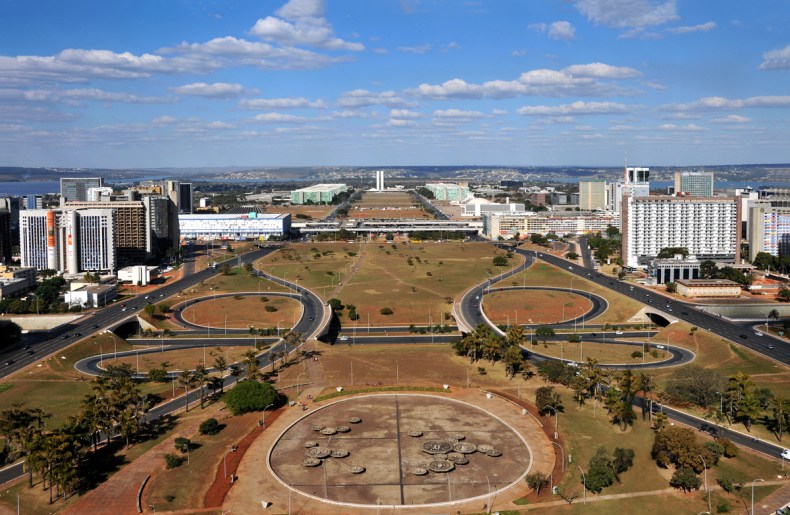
(756, 479, 790, 515)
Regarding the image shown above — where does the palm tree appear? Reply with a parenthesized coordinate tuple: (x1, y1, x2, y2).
(214, 356, 228, 393)
(638, 373, 656, 421)
(505, 325, 525, 348)
(178, 370, 195, 412)
(482, 335, 502, 364)
(193, 364, 208, 409)
(773, 395, 788, 441)
(244, 350, 260, 381)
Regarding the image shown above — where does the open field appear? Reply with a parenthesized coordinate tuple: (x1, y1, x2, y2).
(101, 345, 263, 373)
(483, 290, 593, 326)
(500, 261, 648, 325)
(265, 204, 334, 220)
(348, 191, 433, 219)
(181, 295, 302, 329)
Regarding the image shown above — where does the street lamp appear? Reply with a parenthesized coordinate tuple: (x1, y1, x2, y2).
(262, 403, 274, 426)
(296, 372, 307, 398)
(751, 478, 765, 515)
(551, 441, 565, 473)
(224, 446, 237, 478)
(699, 454, 710, 514)
(545, 406, 559, 437)
(578, 466, 586, 504)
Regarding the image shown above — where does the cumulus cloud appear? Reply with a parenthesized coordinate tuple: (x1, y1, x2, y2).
(387, 118, 417, 127)
(575, 0, 679, 28)
(239, 97, 326, 109)
(409, 63, 638, 100)
(433, 109, 485, 118)
(713, 115, 751, 123)
(337, 89, 415, 108)
(549, 21, 576, 41)
(658, 123, 704, 131)
(249, 0, 364, 51)
(172, 82, 252, 98)
(152, 115, 176, 124)
(390, 109, 421, 119)
(666, 21, 716, 34)
(663, 95, 790, 111)
(252, 112, 308, 123)
(759, 44, 790, 70)
(516, 101, 631, 116)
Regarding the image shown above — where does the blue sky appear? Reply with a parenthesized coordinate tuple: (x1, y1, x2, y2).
(1, 0, 789, 168)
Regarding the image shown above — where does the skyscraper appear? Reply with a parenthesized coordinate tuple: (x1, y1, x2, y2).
(579, 180, 607, 210)
(748, 203, 790, 261)
(178, 183, 193, 214)
(60, 177, 104, 202)
(674, 171, 714, 197)
(0, 210, 11, 264)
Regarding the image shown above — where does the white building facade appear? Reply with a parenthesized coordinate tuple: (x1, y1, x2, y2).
(483, 211, 619, 239)
(179, 213, 291, 241)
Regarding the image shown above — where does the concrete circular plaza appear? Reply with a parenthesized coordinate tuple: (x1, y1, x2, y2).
(267, 394, 533, 509)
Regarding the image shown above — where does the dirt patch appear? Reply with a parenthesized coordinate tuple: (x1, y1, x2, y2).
(483, 290, 593, 325)
(182, 295, 302, 328)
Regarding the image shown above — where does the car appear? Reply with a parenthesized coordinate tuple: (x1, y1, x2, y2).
(144, 295, 149, 299)
(4, 360, 12, 366)
(160, 294, 165, 297)
(93, 324, 99, 329)
(309, 317, 314, 321)
(740, 334, 748, 339)
(782, 449, 790, 461)
(567, 361, 579, 368)
(62, 334, 69, 339)
(568, 266, 573, 270)
(591, 333, 597, 337)
(755, 331, 764, 336)
(121, 303, 126, 308)
(338, 335, 349, 341)
(74, 332, 81, 337)
(615, 331, 623, 335)
(23, 345, 30, 350)
(681, 311, 688, 315)
(122, 307, 127, 312)
(655, 344, 666, 349)
(26, 350, 34, 355)
(768, 345, 774, 350)
(475, 295, 480, 300)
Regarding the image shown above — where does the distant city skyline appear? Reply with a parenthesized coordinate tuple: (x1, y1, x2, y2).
(1, 0, 789, 168)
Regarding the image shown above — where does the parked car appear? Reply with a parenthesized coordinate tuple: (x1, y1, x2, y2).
(338, 335, 349, 342)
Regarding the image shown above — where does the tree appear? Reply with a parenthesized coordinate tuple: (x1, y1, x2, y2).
(492, 255, 508, 266)
(665, 282, 677, 293)
(192, 364, 208, 409)
(178, 370, 195, 412)
(586, 447, 616, 493)
(652, 426, 705, 472)
(779, 287, 790, 302)
(380, 306, 394, 315)
(214, 356, 228, 393)
(612, 448, 635, 482)
(670, 468, 701, 492)
(174, 437, 192, 454)
(656, 247, 689, 259)
(328, 298, 344, 311)
(502, 345, 525, 379)
(769, 308, 780, 321)
(525, 471, 550, 495)
(535, 326, 555, 343)
(0, 320, 22, 349)
(199, 418, 221, 435)
(666, 365, 722, 408)
(223, 381, 279, 415)
(772, 395, 789, 441)
(243, 350, 260, 381)
(752, 251, 774, 271)
(699, 260, 718, 279)
(535, 386, 564, 416)
(143, 304, 156, 316)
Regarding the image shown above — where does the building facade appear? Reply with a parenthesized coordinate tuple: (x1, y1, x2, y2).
(622, 196, 740, 268)
(748, 203, 790, 261)
(0, 210, 10, 264)
(483, 211, 619, 239)
(60, 177, 104, 202)
(647, 256, 701, 285)
(178, 183, 193, 214)
(65, 201, 147, 265)
(424, 183, 471, 202)
(676, 279, 741, 298)
(290, 184, 347, 205)
(674, 171, 714, 197)
(462, 198, 525, 217)
(579, 180, 607, 210)
(179, 213, 291, 240)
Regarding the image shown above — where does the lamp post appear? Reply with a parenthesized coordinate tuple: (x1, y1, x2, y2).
(262, 402, 274, 426)
(96, 341, 104, 367)
(700, 454, 710, 514)
(485, 473, 491, 514)
(551, 441, 565, 472)
(751, 478, 765, 515)
(224, 446, 237, 478)
(545, 405, 559, 437)
(716, 391, 723, 414)
(578, 466, 586, 504)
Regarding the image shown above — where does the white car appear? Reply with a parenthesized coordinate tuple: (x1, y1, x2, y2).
(339, 335, 349, 341)
(615, 331, 623, 335)
(782, 449, 790, 460)
(566, 361, 579, 368)
(755, 331, 764, 336)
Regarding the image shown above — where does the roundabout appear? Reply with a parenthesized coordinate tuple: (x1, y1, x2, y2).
(267, 394, 533, 508)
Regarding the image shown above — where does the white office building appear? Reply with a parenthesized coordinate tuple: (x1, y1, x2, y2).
(748, 203, 790, 261)
(179, 213, 291, 240)
(462, 198, 525, 217)
(622, 196, 740, 268)
(674, 171, 714, 197)
(483, 211, 619, 239)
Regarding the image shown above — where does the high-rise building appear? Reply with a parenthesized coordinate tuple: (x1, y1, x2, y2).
(143, 196, 177, 257)
(87, 187, 114, 202)
(0, 210, 11, 264)
(579, 180, 607, 210)
(622, 196, 740, 268)
(748, 203, 790, 261)
(64, 201, 147, 265)
(178, 183, 193, 214)
(24, 195, 43, 209)
(60, 177, 104, 202)
(674, 171, 714, 197)
(0, 197, 22, 251)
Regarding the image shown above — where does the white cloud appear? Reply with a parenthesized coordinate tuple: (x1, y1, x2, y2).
(152, 116, 176, 124)
(713, 115, 751, 124)
(549, 21, 576, 41)
(387, 118, 417, 127)
(492, 109, 507, 115)
(239, 97, 326, 109)
(759, 44, 790, 70)
(575, 0, 679, 28)
(658, 123, 704, 131)
(331, 109, 372, 118)
(433, 109, 485, 119)
(397, 44, 431, 54)
(390, 109, 421, 119)
(249, 0, 363, 51)
(663, 95, 790, 111)
(563, 62, 642, 78)
(517, 101, 631, 115)
(512, 49, 529, 57)
(528, 23, 547, 33)
(372, 48, 389, 55)
(252, 112, 307, 123)
(666, 21, 716, 34)
(172, 82, 252, 98)
(337, 89, 415, 108)
(410, 63, 636, 100)
(7, 87, 171, 105)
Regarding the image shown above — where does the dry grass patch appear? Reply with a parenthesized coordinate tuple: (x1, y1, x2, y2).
(102, 345, 259, 373)
(483, 289, 592, 326)
(528, 340, 663, 365)
(181, 295, 302, 329)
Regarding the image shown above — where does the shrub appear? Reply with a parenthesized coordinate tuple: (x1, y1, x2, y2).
(264, 305, 278, 312)
(259, 296, 269, 302)
(165, 453, 184, 469)
(719, 437, 738, 458)
(224, 380, 279, 415)
(174, 437, 192, 454)
(199, 418, 221, 435)
(670, 467, 701, 492)
(704, 441, 725, 465)
(631, 351, 643, 358)
(380, 307, 393, 315)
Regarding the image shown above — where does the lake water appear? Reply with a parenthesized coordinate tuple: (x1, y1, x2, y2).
(0, 181, 61, 196)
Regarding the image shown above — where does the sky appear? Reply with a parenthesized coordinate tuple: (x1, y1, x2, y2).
(1, 0, 790, 169)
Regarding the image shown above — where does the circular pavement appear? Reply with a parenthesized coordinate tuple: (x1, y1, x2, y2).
(268, 394, 532, 508)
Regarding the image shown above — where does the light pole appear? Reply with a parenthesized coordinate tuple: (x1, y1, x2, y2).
(578, 466, 586, 504)
(485, 473, 491, 514)
(224, 446, 237, 478)
(716, 391, 723, 414)
(262, 403, 274, 426)
(751, 478, 764, 515)
(96, 341, 104, 367)
(551, 441, 565, 472)
(699, 454, 710, 514)
(296, 372, 307, 398)
(545, 406, 559, 437)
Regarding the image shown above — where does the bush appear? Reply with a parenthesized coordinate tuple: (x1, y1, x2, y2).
(716, 501, 731, 513)
(174, 437, 192, 454)
(670, 467, 701, 492)
(704, 441, 724, 465)
(224, 380, 279, 415)
(199, 418, 221, 435)
(264, 305, 278, 312)
(719, 437, 739, 458)
(631, 351, 643, 358)
(380, 307, 393, 315)
(165, 453, 184, 469)
(717, 476, 735, 494)
(148, 368, 168, 383)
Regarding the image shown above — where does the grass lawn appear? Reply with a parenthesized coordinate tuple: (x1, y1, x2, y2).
(501, 262, 647, 325)
(528, 340, 663, 365)
(102, 345, 262, 373)
(483, 290, 592, 326)
(181, 295, 302, 329)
